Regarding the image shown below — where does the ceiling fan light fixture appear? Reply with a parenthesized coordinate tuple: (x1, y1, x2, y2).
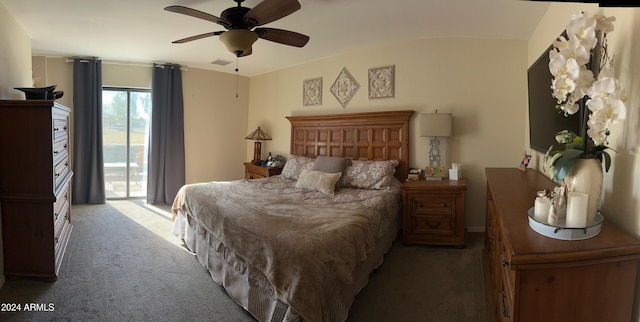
(220, 29, 259, 56)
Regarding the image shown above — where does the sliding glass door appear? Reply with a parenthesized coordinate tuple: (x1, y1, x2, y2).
(102, 88, 151, 199)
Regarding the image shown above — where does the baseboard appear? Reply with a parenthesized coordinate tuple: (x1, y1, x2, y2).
(467, 226, 485, 233)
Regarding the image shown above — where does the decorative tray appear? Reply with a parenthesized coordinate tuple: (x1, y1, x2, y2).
(527, 207, 604, 240)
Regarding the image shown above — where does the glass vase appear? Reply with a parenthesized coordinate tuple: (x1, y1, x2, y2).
(563, 158, 603, 226)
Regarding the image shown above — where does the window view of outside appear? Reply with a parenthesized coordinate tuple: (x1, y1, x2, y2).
(102, 89, 151, 199)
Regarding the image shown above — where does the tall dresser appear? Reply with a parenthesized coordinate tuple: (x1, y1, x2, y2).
(483, 168, 640, 322)
(0, 100, 73, 282)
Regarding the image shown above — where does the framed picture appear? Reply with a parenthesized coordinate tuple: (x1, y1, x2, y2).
(303, 77, 322, 106)
(407, 168, 423, 181)
(368, 65, 395, 99)
(425, 166, 446, 180)
(330, 67, 359, 108)
(519, 152, 532, 171)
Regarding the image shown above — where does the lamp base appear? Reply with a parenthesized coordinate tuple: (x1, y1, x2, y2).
(425, 176, 443, 181)
(252, 141, 262, 165)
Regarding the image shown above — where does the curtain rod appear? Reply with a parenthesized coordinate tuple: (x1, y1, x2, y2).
(64, 58, 188, 71)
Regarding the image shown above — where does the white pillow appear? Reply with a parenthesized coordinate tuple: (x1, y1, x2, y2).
(295, 169, 342, 196)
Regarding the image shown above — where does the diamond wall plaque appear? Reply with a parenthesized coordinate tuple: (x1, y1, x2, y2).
(303, 77, 322, 106)
(368, 65, 395, 99)
(330, 67, 359, 108)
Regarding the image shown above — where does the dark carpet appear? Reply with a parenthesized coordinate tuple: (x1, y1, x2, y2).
(0, 200, 485, 322)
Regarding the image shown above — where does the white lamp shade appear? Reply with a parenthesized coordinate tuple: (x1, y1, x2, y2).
(420, 113, 452, 137)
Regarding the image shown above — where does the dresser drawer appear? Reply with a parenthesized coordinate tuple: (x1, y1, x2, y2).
(52, 117, 69, 141)
(499, 278, 514, 321)
(499, 226, 515, 297)
(54, 155, 70, 190)
(52, 137, 69, 164)
(409, 195, 456, 216)
(54, 191, 70, 243)
(54, 210, 72, 264)
(54, 180, 70, 225)
(410, 215, 456, 235)
(52, 106, 69, 142)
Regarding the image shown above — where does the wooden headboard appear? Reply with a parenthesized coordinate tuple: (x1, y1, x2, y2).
(286, 110, 414, 182)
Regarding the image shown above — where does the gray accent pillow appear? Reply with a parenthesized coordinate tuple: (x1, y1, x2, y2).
(312, 156, 349, 173)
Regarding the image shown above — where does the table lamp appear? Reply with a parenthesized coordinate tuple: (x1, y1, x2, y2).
(420, 111, 452, 167)
(245, 126, 272, 165)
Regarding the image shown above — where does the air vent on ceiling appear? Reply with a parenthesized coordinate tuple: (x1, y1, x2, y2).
(211, 59, 233, 66)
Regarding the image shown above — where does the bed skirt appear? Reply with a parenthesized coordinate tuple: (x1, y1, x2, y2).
(173, 211, 398, 322)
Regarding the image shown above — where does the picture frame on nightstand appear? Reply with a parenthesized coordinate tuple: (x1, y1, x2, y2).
(407, 168, 423, 181)
(425, 166, 445, 180)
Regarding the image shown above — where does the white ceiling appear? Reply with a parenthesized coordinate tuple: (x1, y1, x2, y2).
(1, 0, 550, 77)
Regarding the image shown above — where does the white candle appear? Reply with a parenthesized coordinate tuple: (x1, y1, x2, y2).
(566, 192, 588, 228)
(534, 197, 551, 222)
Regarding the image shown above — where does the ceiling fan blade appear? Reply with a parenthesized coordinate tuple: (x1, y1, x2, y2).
(255, 28, 309, 47)
(164, 5, 228, 25)
(172, 31, 224, 44)
(244, 0, 301, 27)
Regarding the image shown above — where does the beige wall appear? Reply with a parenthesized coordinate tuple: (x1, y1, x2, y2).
(248, 38, 529, 230)
(0, 3, 31, 99)
(32, 58, 250, 183)
(182, 68, 249, 182)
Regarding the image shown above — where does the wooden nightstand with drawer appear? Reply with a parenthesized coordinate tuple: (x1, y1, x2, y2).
(244, 162, 283, 179)
(401, 179, 467, 247)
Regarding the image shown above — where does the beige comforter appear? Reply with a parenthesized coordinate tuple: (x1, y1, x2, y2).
(172, 176, 400, 322)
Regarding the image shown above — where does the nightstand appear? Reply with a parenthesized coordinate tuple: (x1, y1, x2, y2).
(244, 162, 283, 179)
(401, 179, 467, 247)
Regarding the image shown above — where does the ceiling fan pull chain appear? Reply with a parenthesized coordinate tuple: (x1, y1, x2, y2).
(235, 56, 239, 98)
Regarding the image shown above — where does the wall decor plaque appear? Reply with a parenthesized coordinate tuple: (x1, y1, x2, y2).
(303, 77, 322, 106)
(330, 67, 359, 108)
(368, 65, 395, 99)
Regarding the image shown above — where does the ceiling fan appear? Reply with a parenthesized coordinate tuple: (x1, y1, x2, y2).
(164, 0, 310, 57)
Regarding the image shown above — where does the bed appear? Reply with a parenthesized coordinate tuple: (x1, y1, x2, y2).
(171, 110, 414, 321)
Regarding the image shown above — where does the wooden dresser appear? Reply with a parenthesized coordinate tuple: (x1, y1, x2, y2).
(483, 168, 640, 322)
(0, 100, 74, 282)
(401, 179, 467, 247)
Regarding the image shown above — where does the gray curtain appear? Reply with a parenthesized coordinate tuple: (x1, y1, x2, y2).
(72, 58, 106, 204)
(147, 63, 186, 204)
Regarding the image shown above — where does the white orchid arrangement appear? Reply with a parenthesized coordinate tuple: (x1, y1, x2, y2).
(544, 11, 627, 182)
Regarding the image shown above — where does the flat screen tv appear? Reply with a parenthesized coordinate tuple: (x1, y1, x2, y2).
(527, 38, 583, 153)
